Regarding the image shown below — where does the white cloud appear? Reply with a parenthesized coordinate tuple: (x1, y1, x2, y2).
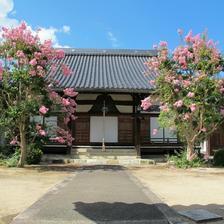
(107, 31, 119, 48)
(37, 26, 71, 48)
(62, 25, 70, 33)
(0, 0, 70, 47)
(0, 0, 13, 18)
(0, 0, 19, 27)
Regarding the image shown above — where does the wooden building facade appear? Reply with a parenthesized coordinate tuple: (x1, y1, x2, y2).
(72, 92, 180, 155)
(51, 48, 222, 156)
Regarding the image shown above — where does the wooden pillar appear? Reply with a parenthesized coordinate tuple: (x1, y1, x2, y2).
(133, 94, 141, 157)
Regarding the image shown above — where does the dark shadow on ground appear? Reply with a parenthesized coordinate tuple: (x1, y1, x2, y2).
(73, 201, 168, 223)
(25, 164, 126, 173)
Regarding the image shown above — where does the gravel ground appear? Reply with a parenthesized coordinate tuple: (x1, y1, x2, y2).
(0, 166, 71, 224)
(131, 165, 224, 224)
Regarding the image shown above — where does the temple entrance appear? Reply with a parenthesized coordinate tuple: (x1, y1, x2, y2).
(90, 116, 118, 143)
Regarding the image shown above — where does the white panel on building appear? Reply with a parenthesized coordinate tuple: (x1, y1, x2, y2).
(90, 116, 118, 143)
(164, 128, 177, 143)
(45, 116, 57, 137)
(30, 115, 43, 124)
(150, 117, 163, 142)
(30, 116, 57, 137)
(76, 94, 99, 100)
(116, 105, 133, 113)
(110, 94, 132, 101)
(76, 105, 93, 113)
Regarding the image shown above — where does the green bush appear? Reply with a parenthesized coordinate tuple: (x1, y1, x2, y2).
(168, 150, 204, 169)
(5, 149, 20, 167)
(0, 145, 15, 157)
(213, 149, 224, 167)
(26, 144, 43, 165)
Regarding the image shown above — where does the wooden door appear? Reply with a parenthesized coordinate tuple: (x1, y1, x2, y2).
(73, 116, 90, 144)
(118, 115, 133, 144)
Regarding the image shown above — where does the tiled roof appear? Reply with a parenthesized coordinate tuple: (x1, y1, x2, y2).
(52, 48, 157, 93)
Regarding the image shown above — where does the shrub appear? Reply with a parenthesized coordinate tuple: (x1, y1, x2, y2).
(26, 144, 43, 165)
(168, 150, 204, 169)
(0, 145, 15, 157)
(6, 149, 20, 167)
(213, 149, 224, 167)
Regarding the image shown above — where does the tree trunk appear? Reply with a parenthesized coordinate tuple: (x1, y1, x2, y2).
(186, 141, 196, 161)
(17, 123, 26, 167)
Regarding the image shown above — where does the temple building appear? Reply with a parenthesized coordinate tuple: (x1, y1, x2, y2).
(46, 48, 222, 156)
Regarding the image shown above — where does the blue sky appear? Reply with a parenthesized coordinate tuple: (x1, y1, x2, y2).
(1, 0, 224, 50)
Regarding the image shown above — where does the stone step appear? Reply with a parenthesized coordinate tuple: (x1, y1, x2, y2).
(41, 155, 155, 166)
(73, 155, 137, 160)
(71, 148, 137, 157)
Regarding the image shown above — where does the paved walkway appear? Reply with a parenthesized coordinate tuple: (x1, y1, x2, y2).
(11, 166, 185, 224)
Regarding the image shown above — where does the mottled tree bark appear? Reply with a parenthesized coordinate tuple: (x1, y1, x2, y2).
(186, 140, 196, 161)
(17, 123, 27, 167)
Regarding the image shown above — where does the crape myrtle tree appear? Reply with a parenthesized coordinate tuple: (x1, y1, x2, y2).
(142, 30, 224, 161)
(0, 22, 78, 167)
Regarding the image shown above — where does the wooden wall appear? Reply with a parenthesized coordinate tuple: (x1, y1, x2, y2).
(210, 125, 224, 154)
(73, 116, 90, 144)
(73, 114, 134, 145)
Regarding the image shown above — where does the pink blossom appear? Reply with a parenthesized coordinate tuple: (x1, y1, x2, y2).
(159, 41, 168, 47)
(173, 100, 183, 108)
(141, 97, 152, 110)
(49, 137, 65, 144)
(34, 52, 42, 59)
(220, 87, 224, 93)
(29, 58, 37, 66)
(29, 70, 36, 76)
(190, 103, 197, 112)
(55, 49, 65, 59)
(71, 115, 77, 120)
(62, 98, 71, 106)
(10, 137, 18, 145)
(16, 50, 25, 58)
(63, 88, 78, 97)
(39, 105, 49, 115)
(182, 80, 191, 88)
(69, 99, 77, 107)
(173, 79, 180, 85)
(185, 30, 193, 42)
(152, 128, 158, 136)
(0, 62, 3, 79)
(39, 129, 46, 136)
(201, 127, 207, 132)
(61, 64, 72, 76)
(49, 91, 59, 100)
(187, 92, 195, 98)
(149, 80, 155, 86)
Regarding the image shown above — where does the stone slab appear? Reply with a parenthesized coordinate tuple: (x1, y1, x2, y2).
(178, 209, 223, 223)
(12, 167, 171, 224)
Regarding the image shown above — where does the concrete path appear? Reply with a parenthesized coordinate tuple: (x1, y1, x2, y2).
(11, 166, 185, 224)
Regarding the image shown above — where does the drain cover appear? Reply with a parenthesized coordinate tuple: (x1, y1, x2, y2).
(178, 209, 223, 222)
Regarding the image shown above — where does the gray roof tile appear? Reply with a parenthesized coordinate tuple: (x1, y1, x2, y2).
(52, 48, 157, 93)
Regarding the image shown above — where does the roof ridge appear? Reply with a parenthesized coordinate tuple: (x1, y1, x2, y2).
(57, 48, 157, 57)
